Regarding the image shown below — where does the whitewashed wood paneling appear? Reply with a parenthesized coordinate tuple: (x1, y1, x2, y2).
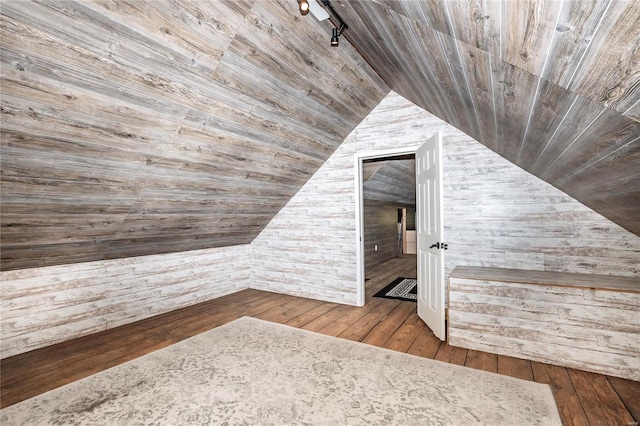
(249, 138, 360, 304)
(0, 245, 251, 358)
(442, 133, 640, 278)
(250, 91, 640, 305)
(0, 0, 388, 271)
(4, 91, 639, 358)
(448, 266, 640, 381)
(363, 199, 404, 275)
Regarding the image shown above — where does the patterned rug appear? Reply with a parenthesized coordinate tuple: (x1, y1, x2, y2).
(373, 277, 417, 302)
(1, 317, 561, 425)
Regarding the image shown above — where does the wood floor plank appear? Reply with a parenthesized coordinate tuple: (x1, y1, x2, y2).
(300, 303, 359, 333)
(531, 361, 590, 426)
(360, 301, 415, 346)
(283, 302, 340, 328)
(382, 312, 424, 352)
(1, 255, 637, 426)
(338, 299, 400, 342)
(1, 289, 267, 376)
(465, 349, 498, 373)
(1, 290, 268, 387)
(251, 297, 321, 323)
(568, 369, 635, 426)
(434, 343, 468, 366)
(497, 355, 534, 381)
(316, 298, 390, 337)
(406, 328, 442, 359)
(607, 376, 640, 424)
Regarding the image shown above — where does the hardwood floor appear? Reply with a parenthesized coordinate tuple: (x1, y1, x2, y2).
(2, 255, 638, 425)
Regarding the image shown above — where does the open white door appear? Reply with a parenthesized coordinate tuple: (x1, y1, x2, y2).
(416, 132, 446, 341)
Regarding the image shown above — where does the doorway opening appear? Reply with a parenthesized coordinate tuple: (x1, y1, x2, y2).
(354, 149, 417, 307)
(354, 132, 445, 340)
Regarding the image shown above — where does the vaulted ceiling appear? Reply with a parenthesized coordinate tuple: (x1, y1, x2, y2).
(337, 0, 639, 234)
(363, 158, 416, 205)
(0, 0, 388, 270)
(1, 0, 638, 271)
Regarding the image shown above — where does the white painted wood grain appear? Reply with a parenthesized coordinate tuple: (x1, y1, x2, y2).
(3, 91, 639, 359)
(0, 245, 251, 358)
(250, 91, 639, 307)
(448, 267, 640, 381)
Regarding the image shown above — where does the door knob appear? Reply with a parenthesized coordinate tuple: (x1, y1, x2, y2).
(429, 242, 448, 250)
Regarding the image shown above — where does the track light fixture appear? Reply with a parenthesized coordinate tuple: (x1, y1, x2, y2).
(298, 0, 348, 47)
(331, 27, 339, 47)
(298, 0, 310, 16)
(331, 23, 346, 47)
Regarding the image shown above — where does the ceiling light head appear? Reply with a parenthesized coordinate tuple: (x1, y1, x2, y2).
(298, 0, 310, 15)
(331, 27, 339, 47)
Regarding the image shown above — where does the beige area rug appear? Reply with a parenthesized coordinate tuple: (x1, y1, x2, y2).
(1, 317, 561, 425)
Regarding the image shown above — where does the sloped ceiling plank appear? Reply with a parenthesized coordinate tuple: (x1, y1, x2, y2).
(557, 138, 640, 193)
(455, 41, 497, 151)
(540, 111, 640, 183)
(541, 0, 611, 88)
(500, 0, 563, 76)
(626, 102, 639, 121)
(343, 1, 458, 126)
(377, 0, 453, 46)
(517, 78, 578, 166)
(212, 53, 349, 156)
(343, 2, 479, 137)
(572, 170, 639, 200)
(84, 1, 243, 71)
(0, 0, 389, 270)
(376, 0, 639, 119)
(337, 0, 639, 236)
(564, 0, 640, 115)
(221, 50, 356, 134)
(527, 95, 605, 175)
(346, 3, 429, 102)
(437, 30, 483, 141)
(407, 17, 466, 129)
(491, 59, 539, 161)
(363, 159, 416, 205)
(441, 0, 501, 56)
(263, 2, 388, 111)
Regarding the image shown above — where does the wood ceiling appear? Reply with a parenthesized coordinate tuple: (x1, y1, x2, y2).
(337, 0, 639, 236)
(0, 0, 388, 270)
(1, 0, 639, 271)
(363, 159, 416, 205)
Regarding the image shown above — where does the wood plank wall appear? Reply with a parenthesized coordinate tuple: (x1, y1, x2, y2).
(249, 92, 640, 305)
(363, 199, 403, 275)
(249, 138, 360, 304)
(442, 134, 640, 277)
(0, 245, 251, 358)
(362, 160, 416, 275)
(448, 267, 640, 381)
(3, 92, 638, 358)
(0, 0, 388, 270)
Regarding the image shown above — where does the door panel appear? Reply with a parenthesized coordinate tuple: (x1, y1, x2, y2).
(416, 132, 445, 340)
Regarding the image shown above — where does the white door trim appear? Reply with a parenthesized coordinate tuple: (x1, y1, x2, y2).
(354, 145, 422, 307)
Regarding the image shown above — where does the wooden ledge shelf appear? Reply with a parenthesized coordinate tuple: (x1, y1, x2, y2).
(449, 266, 640, 293)
(447, 266, 640, 381)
